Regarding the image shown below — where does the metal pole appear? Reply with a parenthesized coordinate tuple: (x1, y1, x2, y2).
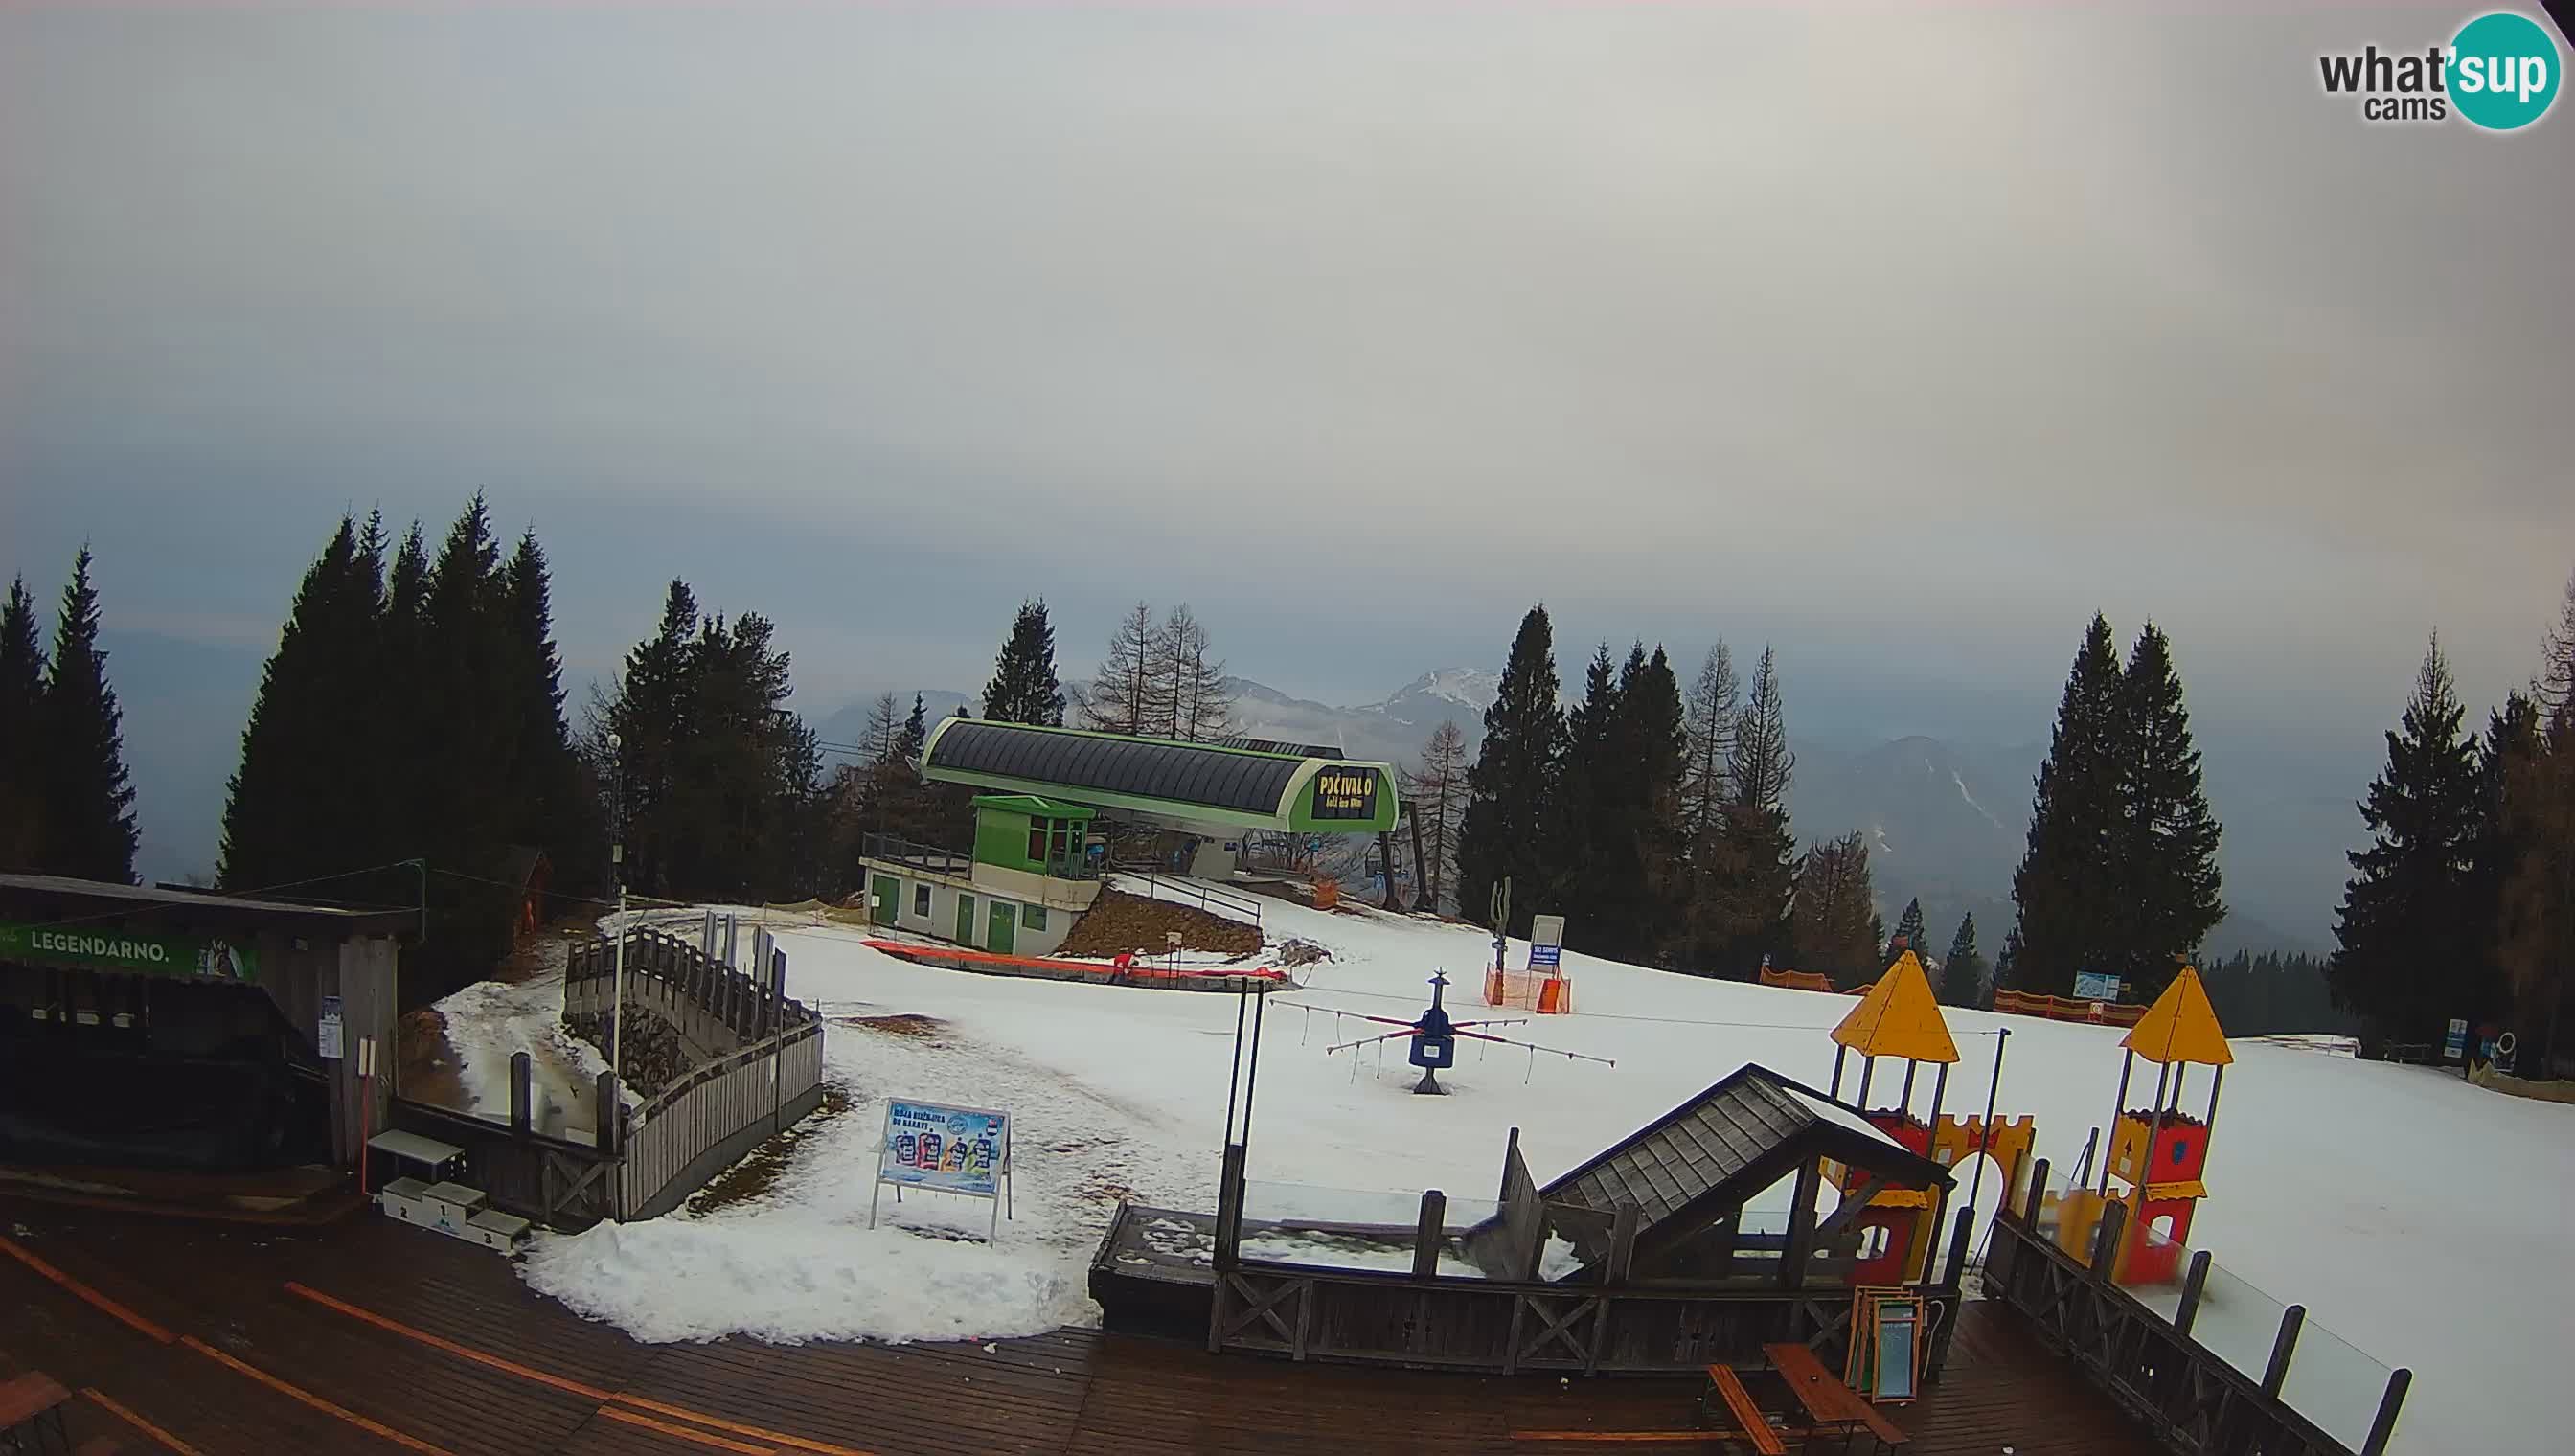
(611, 884, 627, 1081)
(2360, 1369, 2412, 1456)
(1964, 1028, 2010, 1230)
(2102, 1051, 2135, 1194)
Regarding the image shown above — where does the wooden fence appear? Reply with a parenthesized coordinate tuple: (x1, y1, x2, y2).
(621, 1018, 826, 1219)
(394, 923, 826, 1230)
(1985, 1158, 2409, 1456)
(1992, 990, 2148, 1027)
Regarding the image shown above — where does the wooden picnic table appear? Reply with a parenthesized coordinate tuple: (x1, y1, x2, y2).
(1764, 1342, 1908, 1452)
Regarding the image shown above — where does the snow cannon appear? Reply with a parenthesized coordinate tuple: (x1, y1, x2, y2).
(1312, 971, 1614, 1095)
(1408, 974, 1460, 1094)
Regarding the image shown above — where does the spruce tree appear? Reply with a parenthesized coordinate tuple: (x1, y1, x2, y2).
(39, 547, 140, 882)
(2329, 638, 2481, 1050)
(0, 577, 47, 872)
(1940, 914, 1987, 1008)
(1890, 898, 1928, 960)
(220, 516, 387, 891)
(983, 599, 1066, 726)
(2111, 624, 2224, 996)
(2499, 570, 2575, 1068)
(1548, 643, 1624, 935)
(2010, 614, 2126, 993)
(1457, 604, 1565, 939)
(1621, 645, 1690, 963)
(498, 528, 603, 896)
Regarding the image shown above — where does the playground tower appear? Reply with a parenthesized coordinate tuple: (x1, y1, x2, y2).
(2056, 965, 2231, 1285)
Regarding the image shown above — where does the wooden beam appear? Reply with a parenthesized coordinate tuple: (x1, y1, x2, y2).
(1414, 1190, 1447, 1280)
(2260, 1304, 2305, 1399)
(1778, 1159, 1824, 1290)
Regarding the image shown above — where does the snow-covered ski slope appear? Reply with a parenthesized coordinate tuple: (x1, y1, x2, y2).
(512, 893, 2567, 1455)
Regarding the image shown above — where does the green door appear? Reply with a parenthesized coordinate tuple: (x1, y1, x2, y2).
(955, 893, 976, 945)
(871, 875, 899, 926)
(988, 901, 1017, 956)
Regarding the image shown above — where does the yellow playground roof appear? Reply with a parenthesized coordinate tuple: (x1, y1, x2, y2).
(2120, 966, 2234, 1067)
(1831, 952, 1960, 1064)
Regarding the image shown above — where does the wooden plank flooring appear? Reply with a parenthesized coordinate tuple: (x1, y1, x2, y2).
(0, 1197, 2156, 1455)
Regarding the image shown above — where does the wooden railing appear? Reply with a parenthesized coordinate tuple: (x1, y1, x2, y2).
(1984, 1158, 2410, 1456)
(565, 926, 806, 1046)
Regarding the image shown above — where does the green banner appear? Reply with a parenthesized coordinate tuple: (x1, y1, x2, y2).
(0, 921, 260, 983)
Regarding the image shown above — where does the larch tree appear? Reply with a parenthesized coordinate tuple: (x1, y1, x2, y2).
(0, 577, 48, 872)
(1401, 718, 1470, 914)
(1457, 604, 1565, 938)
(1083, 602, 1158, 737)
(1157, 604, 1232, 742)
(38, 547, 139, 883)
(1680, 641, 1739, 848)
(982, 599, 1066, 726)
(1698, 645, 1796, 977)
(1789, 831, 1880, 988)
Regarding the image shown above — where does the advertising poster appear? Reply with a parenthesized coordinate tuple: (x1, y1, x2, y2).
(879, 1100, 1009, 1199)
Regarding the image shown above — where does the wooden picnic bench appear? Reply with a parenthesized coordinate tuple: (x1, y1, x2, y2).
(1764, 1343, 1907, 1453)
(0, 1370, 72, 1454)
(1699, 1365, 1788, 1455)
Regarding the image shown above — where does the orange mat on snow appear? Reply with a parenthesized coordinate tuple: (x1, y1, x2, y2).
(860, 940, 1288, 982)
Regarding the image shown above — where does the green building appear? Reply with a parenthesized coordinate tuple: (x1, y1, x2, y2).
(855, 720, 1400, 956)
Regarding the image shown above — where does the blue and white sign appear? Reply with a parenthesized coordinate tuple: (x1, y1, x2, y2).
(870, 1098, 1014, 1240)
(2072, 971, 2122, 1003)
(2444, 1017, 2469, 1060)
(1527, 914, 1566, 971)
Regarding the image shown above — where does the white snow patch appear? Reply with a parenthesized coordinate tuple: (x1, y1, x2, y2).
(1785, 1086, 1904, 1148)
(513, 893, 2567, 1455)
(520, 1215, 1091, 1345)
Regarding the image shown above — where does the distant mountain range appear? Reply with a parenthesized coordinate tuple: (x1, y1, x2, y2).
(831, 669, 2332, 956)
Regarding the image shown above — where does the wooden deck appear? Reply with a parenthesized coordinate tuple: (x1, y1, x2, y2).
(0, 1196, 2156, 1455)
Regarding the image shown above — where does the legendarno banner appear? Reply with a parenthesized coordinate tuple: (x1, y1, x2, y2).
(0, 921, 260, 983)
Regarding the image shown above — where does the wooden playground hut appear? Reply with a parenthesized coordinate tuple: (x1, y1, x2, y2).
(1093, 1062, 1967, 1376)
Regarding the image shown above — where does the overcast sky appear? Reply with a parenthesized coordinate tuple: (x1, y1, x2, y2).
(3, 5, 2569, 882)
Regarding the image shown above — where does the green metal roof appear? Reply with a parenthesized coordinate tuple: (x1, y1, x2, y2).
(969, 794, 1098, 819)
(923, 718, 1399, 834)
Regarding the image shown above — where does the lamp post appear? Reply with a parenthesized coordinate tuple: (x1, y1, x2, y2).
(608, 731, 626, 1083)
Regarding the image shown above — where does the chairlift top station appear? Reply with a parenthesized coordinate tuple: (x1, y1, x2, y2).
(918, 718, 1401, 837)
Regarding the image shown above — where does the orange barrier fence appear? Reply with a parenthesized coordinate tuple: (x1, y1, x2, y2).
(1991, 990, 2146, 1027)
(1757, 966, 1867, 995)
(861, 939, 1288, 983)
(1484, 968, 1575, 1013)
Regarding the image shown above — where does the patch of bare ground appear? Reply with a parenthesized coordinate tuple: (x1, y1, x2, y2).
(683, 1081, 855, 1216)
(1055, 888, 1264, 959)
(834, 1012, 948, 1038)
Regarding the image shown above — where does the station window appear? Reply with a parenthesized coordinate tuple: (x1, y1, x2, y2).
(1028, 819, 1051, 863)
(1023, 904, 1048, 932)
(912, 884, 931, 918)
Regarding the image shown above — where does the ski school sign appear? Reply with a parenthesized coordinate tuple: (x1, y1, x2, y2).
(0, 921, 260, 983)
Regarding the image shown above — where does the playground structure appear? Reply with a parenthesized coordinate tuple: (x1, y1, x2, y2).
(2040, 965, 2229, 1285)
(1819, 951, 2037, 1289)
